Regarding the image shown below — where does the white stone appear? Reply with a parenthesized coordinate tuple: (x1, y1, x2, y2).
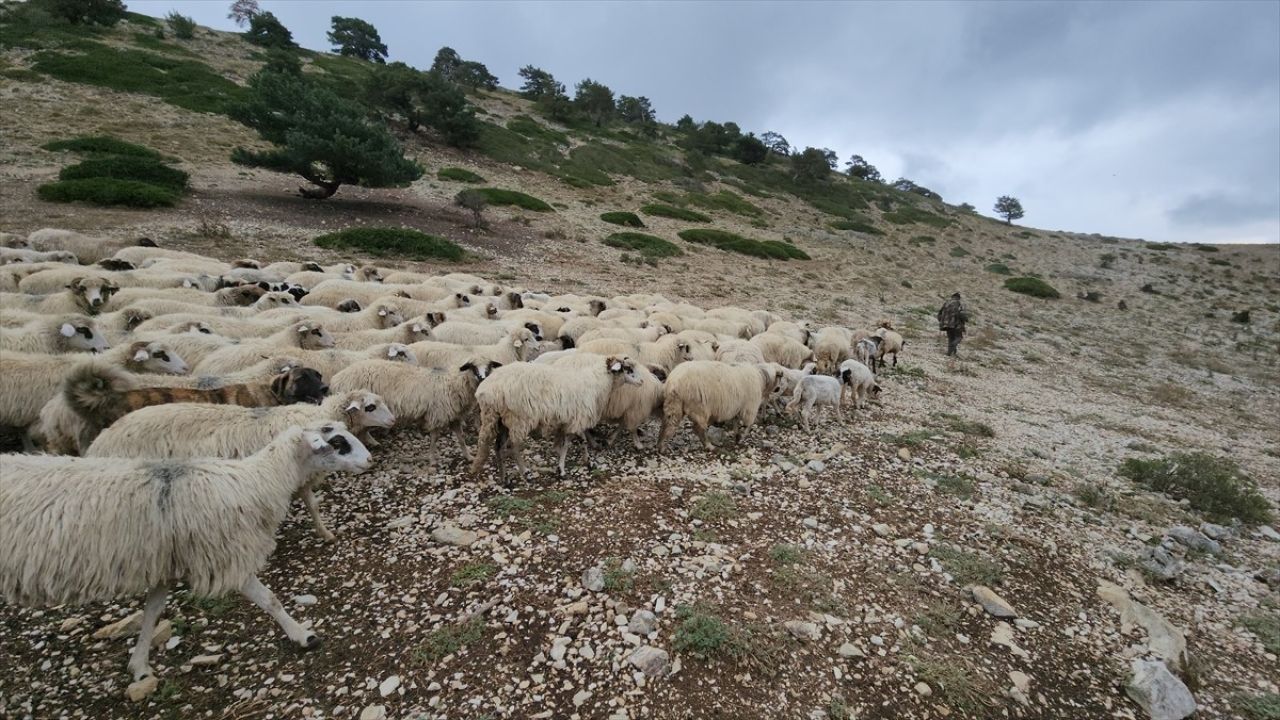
(378, 676, 400, 697)
(359, 705, 387, 720)
(1127, 660, 1196, 720)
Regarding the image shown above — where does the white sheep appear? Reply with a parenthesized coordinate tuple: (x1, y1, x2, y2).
(706, 306, 767, 336)
(330, 358, 501, 466)
(406, 327, 536, 368)
(785, 375, 844, 431)
(751, 332, 815, 368)
(714, 338, 767, 365)
(839, 358, 881, 412)
(122, 291, 296, 319)
(657, 361, 779, 452)
(0, 276, 119, 315)
(812, 326, 854, 375)
(641, 310, 685, 334)
(27, 228, 144, 264)
(577, 325, 666, 346)
(331, 316, 434, 350)
(685, 317, 751, 339)
(429, 319, 542, 346)
(261, 301, 406, 333)
(0, 247, 78, 264)
(873, 327, 905, 368)
(470, 354, 642, 481)
(0, 421, 370, 681)
(853, 336, 882, 373)
(555, 315, 603, 347)
(194, 322, 336, 374)
(767, 320, 812, 346)
(0, 314, 107, 354)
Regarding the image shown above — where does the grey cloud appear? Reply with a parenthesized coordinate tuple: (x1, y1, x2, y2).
(1168, 193, 1280, 227)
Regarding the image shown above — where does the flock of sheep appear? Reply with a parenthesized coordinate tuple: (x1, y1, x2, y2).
(0, 227, 905, 688)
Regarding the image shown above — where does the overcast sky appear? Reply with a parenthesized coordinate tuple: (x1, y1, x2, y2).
(137, 0, 1280, 244)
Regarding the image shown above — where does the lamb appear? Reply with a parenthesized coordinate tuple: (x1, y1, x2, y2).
(853, 336, 882, 373)
(0, 314, 107, 354)
(0, 247, 78, 264)
(331, 316, 434, 350)
(657, 361, 779, 452)
(330, 358, 502, 466)
(0, 420, 370, 681)
(633, 334, 696, 372)
(873, 327, 905, 368)
(470, 354, 642, 481)
(750, 332, 815, 368)
(641, 310, 685, 334)
(194, 322, 336, 375)
(785, 375, 844, 431)
(714, 339, 767, 365)
(0, 276, 119, 315)
(839, 358, 881, 412)
(0, 342, 189, 433)
(406, 327, 536, 369)
(812, 326, 854, 375)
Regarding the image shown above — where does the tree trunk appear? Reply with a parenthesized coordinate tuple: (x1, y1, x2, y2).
(299, 180, 340, 199)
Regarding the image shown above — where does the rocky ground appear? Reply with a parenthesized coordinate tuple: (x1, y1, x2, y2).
(2, 39, 1280, 720)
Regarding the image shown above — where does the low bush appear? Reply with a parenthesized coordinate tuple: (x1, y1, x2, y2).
(600, 211, 644, 228)
(683, 190, 762, 217)
(882, 204, 951, 228)
(1119, 453, 1271, 525)
(166, 11, 196, 39)
(314, 227, 464, 261)
(59, 155, 188, 191)
(42, 135, 161, 158)
(1194, 244, 1220, 252)
(37, 177, 178, 207)
(1004, 276, 1060, 299)
(984, 262, 1012, 275)
(603, 232, 682, 258)
(437, 167, 485, 183)
(472, 188, 552, 212)
(678, 228, 809, 261)
(641, 203, 710, 223)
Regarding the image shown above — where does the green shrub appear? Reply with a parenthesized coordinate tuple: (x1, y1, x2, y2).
(984, 262, 1012, 275)
(683, 190, 763, 217)
(1194, 244, 1220, 252)
(1146, 242, 1177, 251)
(37, 177, 178, 207)
(437, 167, 484, 183)
(600, 211, 644, 228)
(949, 246, 970, 257)
(1240, 613, 1280, 655)
(472, 188, 552, 212)
(412, 617, 485, 663)
(59, 156, 188, 191)
(829, 218, 884, 234)
(166, 11, 196, 39)
(42, 135, 161, 159)
(678, 228, 809, 261)
(672, 605, 732, 658)
(314, 227, 464, 261)
(1119, 453, 1271, 525)
(882, 205, 951, 228)
(931, 545, 1003, 586)
(1233, 691, 1280, 719)
(603, 232, 682, 258)
(641, 203, 710, 223)
(1004, 276, 1060, 299)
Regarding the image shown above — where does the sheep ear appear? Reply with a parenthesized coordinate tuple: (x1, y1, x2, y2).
(182, 278, 194, 288)
(297, 324, 309, 333)
(378, 308, 387, 316)
(60, 323, 75, 337)
(344, 401, 359, 413)
(410, 323, 423, 333)
(489, 361, 503, 370)
(513, 339, 523, 347)
(459, 362, 475, 373)
(608, 358, 623, 372)
(133, 348, 150, 362)
(303, 430, 328, 451)
(271, 373, 288, 398)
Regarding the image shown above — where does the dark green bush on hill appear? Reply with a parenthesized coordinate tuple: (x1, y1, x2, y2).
(471, 188, 552, 212)
(166, 11, 196, 39)
(1119, 453, 1271, 525)
(38, 177, 179, 207)
(40, 0, 126, 26)
(59, 155, 188, 191)
(1004, 276, 1060, 298)
(984, 262, 1013, 275)
(245, 11, 294, 49)
(437, 167, 485, 183)
(600, 211, 644, 228)
(314, 227, 463, 261)
(679, 228, 809, 260)
(603, 232, 682, 258)
(641, 203, 710, 223)
(42, 136, 161, 158)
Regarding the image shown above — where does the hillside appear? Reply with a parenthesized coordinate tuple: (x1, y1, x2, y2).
(1, 8, 1279, 720)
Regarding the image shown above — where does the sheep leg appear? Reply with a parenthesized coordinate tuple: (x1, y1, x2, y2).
(509, 437, 530, 480)
(452, 423, 474, 461)
(300, 484, 335, 542)
(240, 575, 319, 650)
(579, 431, 592, 469)
(426, 432, 439, 472)
(554, 430, 570, 477)
(692, 419, 713, 451)
(126, 584, 169, 681)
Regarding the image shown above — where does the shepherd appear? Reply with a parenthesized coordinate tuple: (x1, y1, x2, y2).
(937, 292, 968, 357)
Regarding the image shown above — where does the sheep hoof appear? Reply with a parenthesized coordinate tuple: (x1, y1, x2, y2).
(300, 634, 322, 651)
(317, 530, 336, 542)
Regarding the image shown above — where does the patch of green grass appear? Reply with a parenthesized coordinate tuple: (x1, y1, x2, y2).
(437, 167, 485, 183)
(955, 443, 980, 459)
(913, 599, 963, 637)
(825, 695, 853, 720)
(882, 205, 951, 228)
(940, 415, 995, 438)
(931, 545, 1003, 586)
(866, 485, 892, 504)
(949, 245, 970, 257)
(769, 543, 806, 566)
(691, 491, 738, 522)
(602, 557, 636, 592)
(603, 232, 683, 258)
(1119, 453, 1271, 525)
(314, 227, 464, 261)
(506, 115, 569, 145)
(672, 605, 732, 658)
(930, 472, 976, 499)
(909, 235, 937, 245)
(38, 177, 178, 207)
(909, 656, 992, 714)
(59, 155, 188, 191)
(486, 495, 535, 516)
(641, 203, 711, 223)
(1240, 613, 1280, 654)
(31, 42, 246, 115)
(600, 211, 645, 227)
(884, 429, 933, 447)
(828, 217, 884, 234)
(1146, 242, 1177, 251)
(1073, 482, 1114, 510)
(1004, 276, 1061, 299)
(449, 562, 496, 587)
(473, 187, 553, 212)
(130, 31, 195, 56)
(678, 228, 809, 260)
(412, 616, 486, 663)
(560, 142, 684, 185)
(984, 262, 1012, 275)
(1233, 692, 1280, 719)
(186, 593, 237, 618)
(42, 136, 161, 158)
(682, 190, 763, 217)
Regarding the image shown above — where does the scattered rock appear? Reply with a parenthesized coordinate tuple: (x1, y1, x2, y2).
(150, 620, 172, 648)
(378, 675, 400, 697)
(1097, 581, 1186, 671)
(581, 566, 605, 592)
(991, 622, 1029, 659)
(189, 654, 222, 666)
(385, 516, 414, 530)
(628, 610, 658, 636)
(94, 611, 142, 640)
(871, 524, 891, 538)
(293, 594, 318, 606)
(971, 586, 1017, 618)
(783, 620, 820, 641)
(1198, 523, 1230, 541)
(627, 646, 670, 678)
(359, 705, 387, 720)
(806, 460, 825, 473)
(573, 689, 592, 707)
(802, 517, 819, 529)
(837, 642, 864, 658)
(1257, 525, 1280, 542)
(1166, 526, 1221, 555)
(430, 525, 477, 547)
(125, 676, 158, 702)
(914, 682, 932, 697)
(1139, 545, 1184, 582)
(897, 448, 911, 461)
(1126, 659, 1196, 720)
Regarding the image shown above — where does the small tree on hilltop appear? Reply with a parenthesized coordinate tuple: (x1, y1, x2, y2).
(228, 0, 259, 27)
(761, 131, 790, 156)
(845, 154, 882, 183)
(431, 47, 463, 80)
(43, 0, 126, 26)
(791, 147, 832, 183)
(246, 11, 294, 48)
(518, 65, 562, 100)
(958, 202, 976, 213)
(454, 61, 498, 91)
(732, 133, 768, 165)
(328, 16, 387, 63)
(574, 79, 615, 127)
(166, 11, 197, 39)
(821, 148, 839, 169)
(364, 63, 480, 146)
(994, 195, 1025, 224)
(231, 70, 423, 199)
